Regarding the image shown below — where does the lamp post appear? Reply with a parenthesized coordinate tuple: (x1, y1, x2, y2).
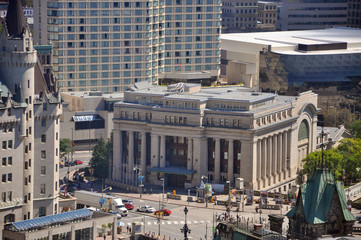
(180, 207, 191, 240)
(226, 180, 231, 216)
(134, 167, 144, 198)
(161, 178, 165, 210)
(201, 175, 208, 207)
(100, 179, 112, 210)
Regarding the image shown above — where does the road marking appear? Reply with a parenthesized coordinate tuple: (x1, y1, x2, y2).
(161, 222, 165, 225)
(200, 220, 205, 224)
(174, 221, 178, 224)
(167, 221, 172, 224)
(147, 222, 152, 225)
(207, 220, 211, 223)
(180, 221, 185, 224)
(193, 221, 198, 224)
(140, 222, 144, 225)
(154, 221, 158, 225)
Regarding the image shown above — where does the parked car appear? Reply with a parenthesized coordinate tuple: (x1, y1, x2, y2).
(137, 205, 156, 213)
(154, 209, 172, 216)
(187, 187, 197, 193)
(64, 161, 75, 167)
(74, 160, 83, 165)
(59, 179, 64, 186)
(125, 203, 134, 210)
(122, 200, 134, 205)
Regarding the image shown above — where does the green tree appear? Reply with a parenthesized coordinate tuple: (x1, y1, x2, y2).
(337, 138, 361, 184)
(349, 120, 361, 139)
(89, 137, 112, 178)
(60, 138, 72, 158)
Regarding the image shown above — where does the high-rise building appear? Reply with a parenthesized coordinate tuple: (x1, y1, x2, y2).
(347, 0, 361, 28)
(221, 0, 258, 32)
(0, 0, 61, 237)
(257, 1, 278, 31)
(276, 0, 348, 31)
(33, 0, 222, 93)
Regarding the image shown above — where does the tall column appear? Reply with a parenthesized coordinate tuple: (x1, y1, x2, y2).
(214, 138, 221, 183)
(287, 130, 292, 177)
(112, 130, 120, 182)
(272, 135, 277, 183)
(277, 133, 283, 181)
(160, 135, 166, 168)
(150, 134, 159, 167)
(228, 140, 234, 184)
(119, 131, 123, 182)
(261, 138, 266, 187)
(141, 132, 147, 179)
(187, 137, 193, 170)
(128, 131, 134, 185)
(257, 140, 261, 189)
(267, 136, 272, 186)
(283, 131, 288, 179)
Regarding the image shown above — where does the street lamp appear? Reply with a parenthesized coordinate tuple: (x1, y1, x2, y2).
(134, 167, 144, 198)
(100, 179, 112, 210)
(201, 175, 208, 207)
(226, 180, 231, 216)
(180, 207, 191, 240)
(161, 178, 165, 210)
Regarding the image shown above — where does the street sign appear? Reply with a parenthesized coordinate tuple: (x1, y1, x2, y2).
(99, 198, 105, 205)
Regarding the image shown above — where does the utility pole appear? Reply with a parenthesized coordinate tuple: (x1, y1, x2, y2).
(161, 178, 165, 210)
(205, 223, 208, 240)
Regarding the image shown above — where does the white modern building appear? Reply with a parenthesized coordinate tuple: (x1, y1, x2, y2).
(220, 28, 361, 93)
(0, 0, 61, 237)
(276, 0, 348, 31)
(111, 82, 318, 193)
(33, 0, 222, 93)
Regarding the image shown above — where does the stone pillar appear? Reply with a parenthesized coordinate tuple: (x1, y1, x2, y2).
(113, 130, 120, 182)
(241, 140, 258, 190)
(261, 138, 266, 187)
(283, 131, 287, 179)
(160, 135, 166, 168)
(272, 135, 277, 184)
(278, 133, 283, 181)
(257, 140, 261, 189)
(128, 131, 134, 185)
(267, 136, 272, 186)
(150, 134, 159, 167)
(141, 132, 147, 179)
(119, 131, 123, 182)
(187, 137, 193, 170)
(70, 225, 75, 240)
(214, 138, 221, 183)
(287, 130, 292, 177)
(228, 140, 234, 184)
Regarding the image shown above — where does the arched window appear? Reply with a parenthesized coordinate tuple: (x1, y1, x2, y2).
(4, 214, 15, 224)
(298, 120, 309, 142)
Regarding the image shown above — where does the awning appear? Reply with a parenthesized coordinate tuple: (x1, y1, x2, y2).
(147, 167, 196, 175)
(73, 115, 101, 122)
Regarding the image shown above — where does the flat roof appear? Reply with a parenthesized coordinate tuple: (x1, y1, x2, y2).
(221, 27, 361, 54)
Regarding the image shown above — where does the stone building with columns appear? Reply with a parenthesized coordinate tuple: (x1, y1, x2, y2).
(111, 82, 318, 193)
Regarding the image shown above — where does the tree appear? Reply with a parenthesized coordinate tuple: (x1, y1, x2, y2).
(322, 108, 356, 128)
(349, 120, 361, 139)
(89, 137, 112, 178)
(60, 138, 72, 158)
(300, 138, 361, 185)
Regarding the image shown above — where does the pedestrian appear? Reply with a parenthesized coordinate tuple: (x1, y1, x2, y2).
(150, 188, 153, 195)
(144, 187, 147, 194)
(129, 227, 132, 234)
(255, 207, 258, 213)
(103, 234, 106, 240)
(126, 226, 129, 234)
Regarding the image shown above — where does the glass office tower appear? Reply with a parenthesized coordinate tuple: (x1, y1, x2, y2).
(34, 0, 221, 92)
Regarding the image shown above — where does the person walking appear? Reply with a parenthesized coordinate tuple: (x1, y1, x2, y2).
(150, 188, 153, 195)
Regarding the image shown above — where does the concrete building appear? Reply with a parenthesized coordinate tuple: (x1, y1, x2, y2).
(347, 0, 361, 28)
(0, 0, 61, 237)
(33, 0, 221, 93)
(111, 82, 318, 193)
(276, 0, 348, 31)
(257, 1, 278, 31)
(60, 91, 123, 151)
(221, 0, 258, 32)
(220, 28, 361, 94)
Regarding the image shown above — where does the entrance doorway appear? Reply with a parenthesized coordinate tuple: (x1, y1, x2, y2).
(167, 174, 186, 188)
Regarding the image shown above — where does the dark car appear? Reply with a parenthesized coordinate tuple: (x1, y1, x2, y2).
(187, 187, 197, 193)
(64, 161, 75, 167)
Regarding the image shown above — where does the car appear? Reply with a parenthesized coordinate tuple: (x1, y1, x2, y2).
(122, 200, 134, 205)
(64, 161, 75, 167)
(74, 160, 83, 165)
(187, 187, 197, 193)
(110, 211, 122, 219)
(137, 205, 156, 213)
(125, 203, 134, 210)
(59, 179, 64, 186)
(154, 209, 172, 216)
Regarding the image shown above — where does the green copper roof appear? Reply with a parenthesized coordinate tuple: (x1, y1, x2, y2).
(34, 45, 52, 54)
(286, 169, 355, 224)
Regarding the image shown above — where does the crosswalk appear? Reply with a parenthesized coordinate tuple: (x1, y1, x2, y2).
(124, 220, 212, 226)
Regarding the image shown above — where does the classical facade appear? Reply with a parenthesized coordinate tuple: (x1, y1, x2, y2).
(111, 83, 318, 193)
(0, 0, 61, 237)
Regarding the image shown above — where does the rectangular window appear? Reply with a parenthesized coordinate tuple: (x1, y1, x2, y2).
(40, 184, 46, 194)
(2, 157, 6, 166)
(41, 166, 46, 175)
(2, 174, 6, 183)
(41, 150, 46, 159)
(8, 140, 12, 149)
(2, 141, 6, 149)
(41, 119, 46, 127)
(7, 191, 11, 201)
(7, 173, 12, 182)
(41, 134, 46, 143)
(8, 157, 12, 165)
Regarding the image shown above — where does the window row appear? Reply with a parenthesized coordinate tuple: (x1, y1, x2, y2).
(1, 191, 12, 202)
(165, 116, 188, 125)
(1, 125, 13, 133)
(1, 173, 12, 183)
(2, 140, 13, 150)
(120, 111, 153, 121)
(2, 157, 13, 166)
